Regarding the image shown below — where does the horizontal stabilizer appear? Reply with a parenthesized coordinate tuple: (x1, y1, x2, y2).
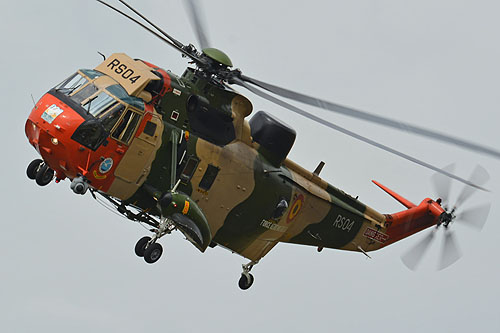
(372, 180, 416, 209)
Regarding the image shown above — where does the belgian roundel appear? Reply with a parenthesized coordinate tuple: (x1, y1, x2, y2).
(287, 194, 304, 223)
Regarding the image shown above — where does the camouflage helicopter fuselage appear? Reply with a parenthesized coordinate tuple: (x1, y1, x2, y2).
(107, 57, 438, 262)
(26, 54, 444, 268)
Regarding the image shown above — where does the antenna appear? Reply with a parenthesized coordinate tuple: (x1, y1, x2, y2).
(30, 94, 37, 109)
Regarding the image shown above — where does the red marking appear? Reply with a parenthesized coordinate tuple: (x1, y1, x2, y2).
(363, 228, 389, 243)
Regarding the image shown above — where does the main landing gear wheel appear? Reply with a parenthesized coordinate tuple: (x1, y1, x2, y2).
(35, 164, 54, 186)
(144, 243, 163, 264)
(26, 159, 43, 180)
(135, 218, 174, 264)
(238, 273, 254, 290)
(135, 236, 151, 257)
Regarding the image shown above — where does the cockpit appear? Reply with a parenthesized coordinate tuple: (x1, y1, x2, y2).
(52, 69, 145, 150)
(25, 52, 168, 194)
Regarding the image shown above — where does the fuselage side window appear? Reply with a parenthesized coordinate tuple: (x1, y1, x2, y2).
(180, 156, 199, 184)
(199, 164, 220, 191)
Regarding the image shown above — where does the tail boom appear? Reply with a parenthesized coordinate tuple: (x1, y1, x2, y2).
(372, 181, 445, 248)
(381, 198, 444, 247)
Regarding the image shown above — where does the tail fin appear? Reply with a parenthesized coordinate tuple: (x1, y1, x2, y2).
(372, 180, 416, 209)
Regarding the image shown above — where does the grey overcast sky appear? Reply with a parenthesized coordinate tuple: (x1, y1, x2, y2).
(1, 0, 499, 332)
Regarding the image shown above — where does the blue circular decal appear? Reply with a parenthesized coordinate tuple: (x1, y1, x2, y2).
(99, 157, 114, 174)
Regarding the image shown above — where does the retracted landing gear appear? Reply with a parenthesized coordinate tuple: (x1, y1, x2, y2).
(26, 159, 54, 186)
(238, 261, 258, 290)
(134, 217, 175, 264)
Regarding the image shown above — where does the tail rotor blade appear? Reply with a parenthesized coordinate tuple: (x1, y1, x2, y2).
(401, 230, 436, 271)
(438, 231, 462, 270)
(431, 163, 456, 202)
(456, 203, 491, 231)
(455, 165, 490, 207)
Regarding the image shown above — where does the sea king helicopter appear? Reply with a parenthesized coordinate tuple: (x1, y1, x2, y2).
(25, 0, 496, 290)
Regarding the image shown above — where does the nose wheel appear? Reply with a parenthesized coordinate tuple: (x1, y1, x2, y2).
(26, 159, 54, 186)
(26, 159, 43, 180)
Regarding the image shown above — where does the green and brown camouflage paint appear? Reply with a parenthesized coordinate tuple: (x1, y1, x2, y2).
(121, 66, 399, 262)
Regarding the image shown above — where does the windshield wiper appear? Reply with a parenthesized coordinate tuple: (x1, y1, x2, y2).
(86, 97, 95, 114)
(56, 84, 82, 95)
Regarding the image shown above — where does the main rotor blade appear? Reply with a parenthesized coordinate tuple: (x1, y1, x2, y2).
(239, 74, 500, 160)
(401, 230, 436, 271)
(233, 78, 488, 190)
(96, 0, 201, 62)
(117, 0, 184, 49)
(431, 163, 456, 202)
(455, 165, 490, 207)
(456, 203, 491, 231)
(438, 231, 462, 270)
(184, 0, 210, 49)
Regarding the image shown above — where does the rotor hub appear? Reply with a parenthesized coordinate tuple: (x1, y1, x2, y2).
(201, 48, 233, 68)
(438, 208, 456, 228)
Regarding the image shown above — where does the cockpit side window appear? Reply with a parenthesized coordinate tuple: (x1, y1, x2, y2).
(111, 108, 142, 144)
(54, 73, 89, 96)
(100, 104, 126, 133)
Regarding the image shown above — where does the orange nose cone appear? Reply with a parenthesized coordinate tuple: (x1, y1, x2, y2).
(26, 93, 86, 180)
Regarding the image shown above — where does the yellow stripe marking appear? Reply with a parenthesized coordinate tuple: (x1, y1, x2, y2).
(182, 200, 190, 215)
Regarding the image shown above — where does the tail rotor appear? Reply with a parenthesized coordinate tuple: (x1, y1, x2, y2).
(401, 164, 491, 271)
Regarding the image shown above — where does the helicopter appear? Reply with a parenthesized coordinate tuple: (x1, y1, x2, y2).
(24, 0, 496, 290)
